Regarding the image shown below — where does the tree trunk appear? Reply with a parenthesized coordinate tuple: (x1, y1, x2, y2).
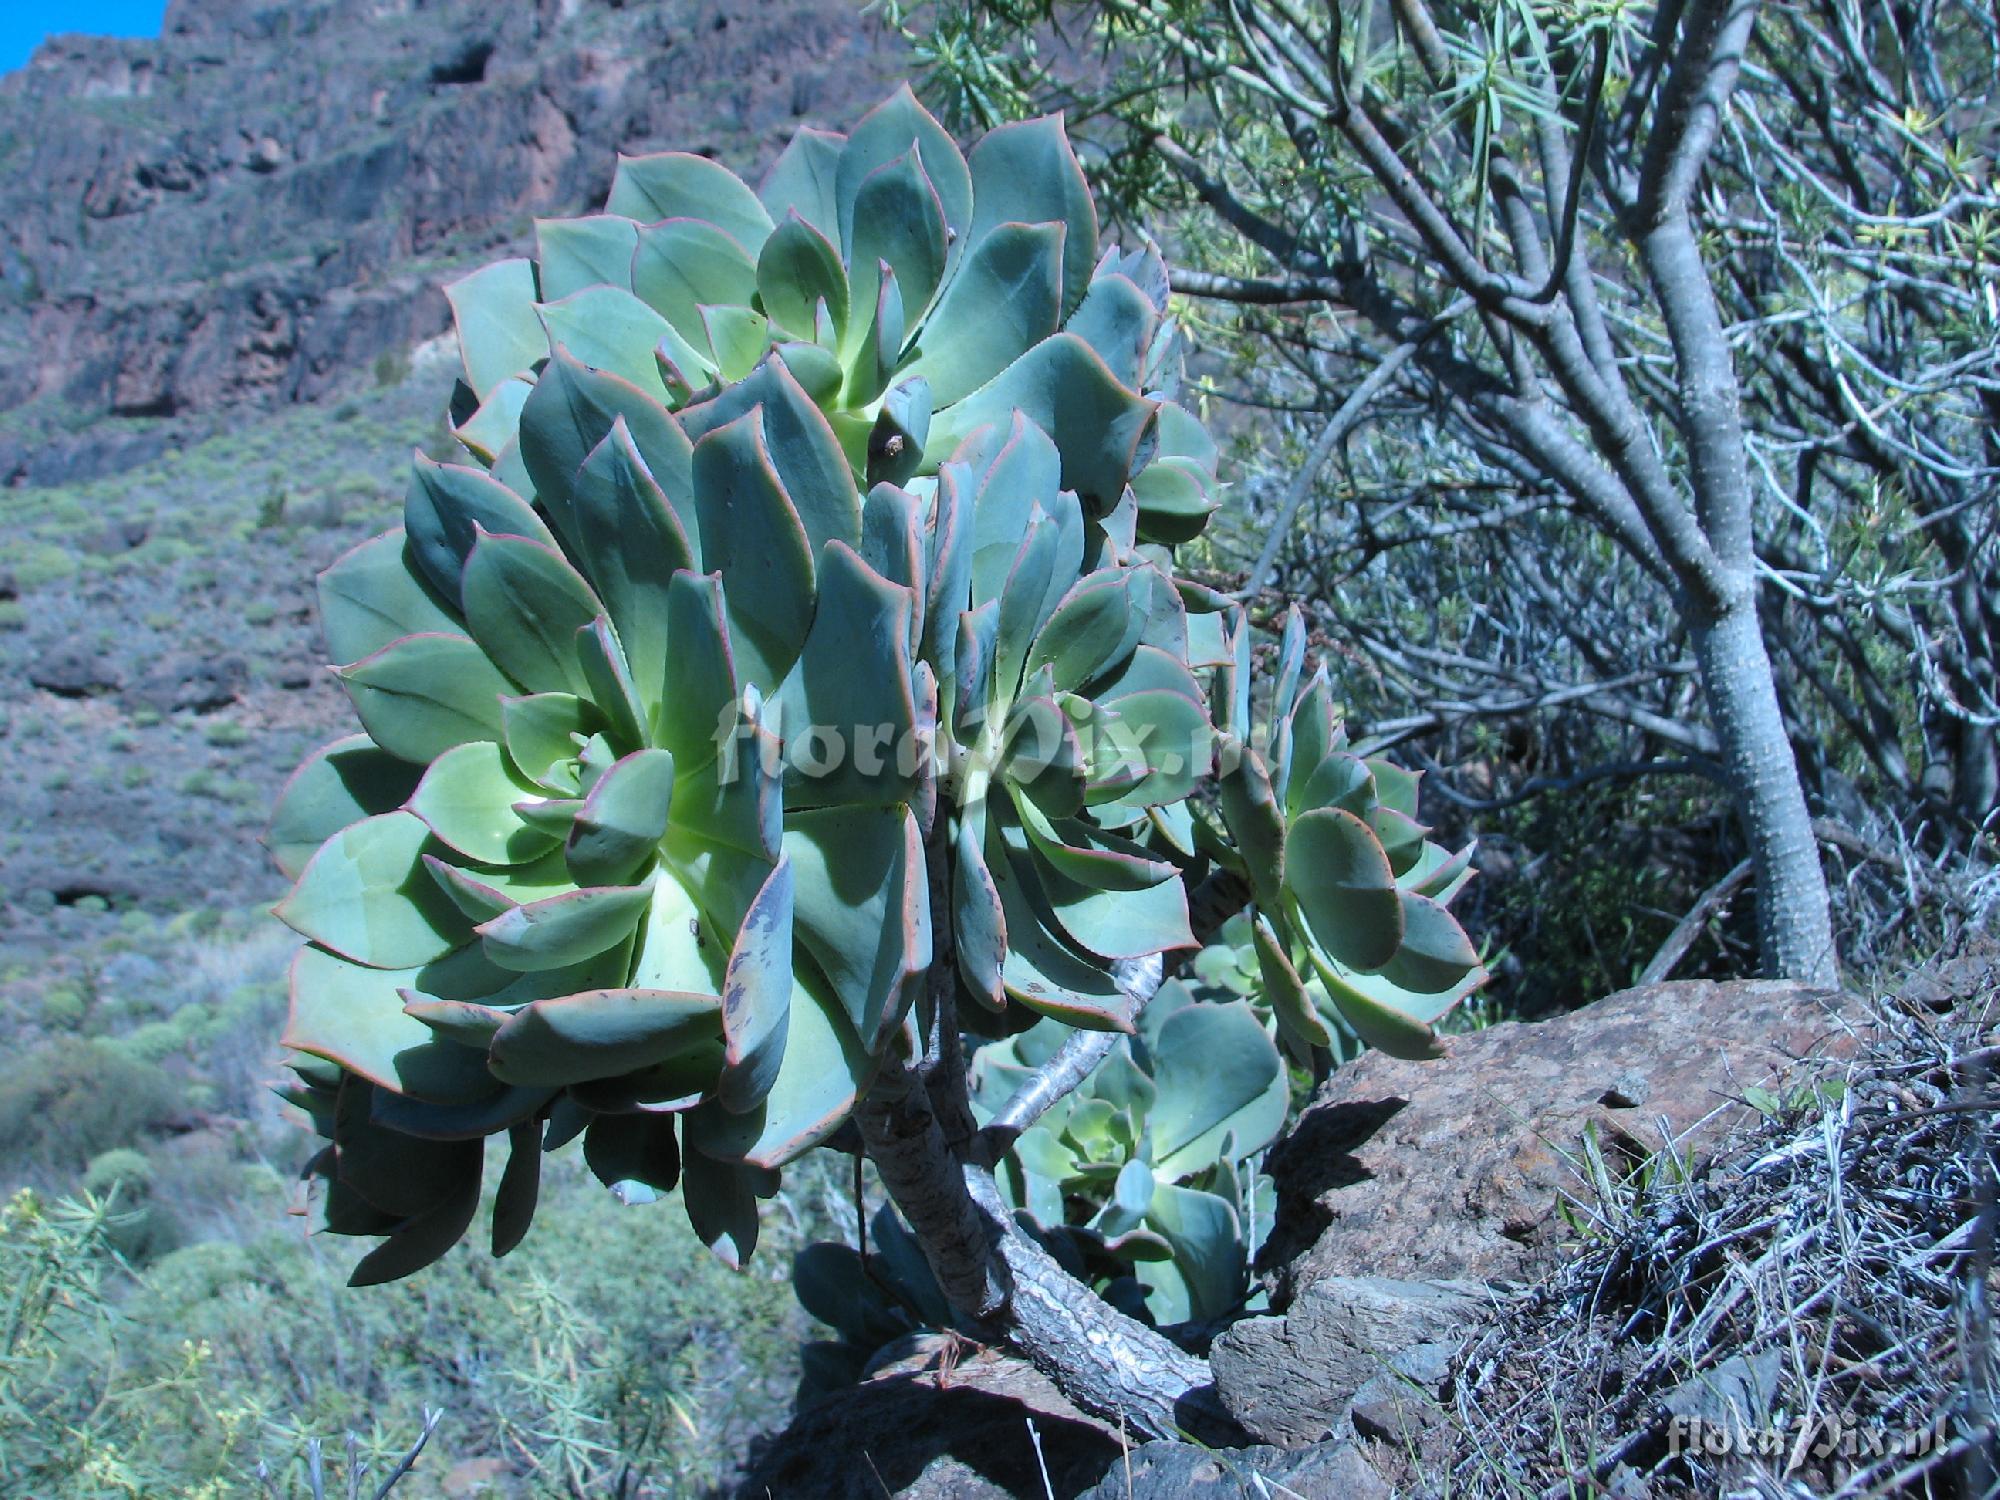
(853, 1078, 1237, 1442)
(1691, 587, 1839, 987)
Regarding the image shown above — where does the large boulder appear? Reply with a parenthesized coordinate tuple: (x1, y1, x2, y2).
(1258, 978, 1857, 1302)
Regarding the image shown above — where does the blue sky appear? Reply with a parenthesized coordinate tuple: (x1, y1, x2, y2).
(1, 1, 165, 74)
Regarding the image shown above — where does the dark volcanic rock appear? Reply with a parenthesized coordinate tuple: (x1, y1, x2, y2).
(0, 0, 902, 484)
(1208, 1276, 1489, 1447)
(123, 652, 248, 714)
(1259, 978, 1859, 1298)
(1073, 1438, 1392, 1500)
(29, 645, 124, 697)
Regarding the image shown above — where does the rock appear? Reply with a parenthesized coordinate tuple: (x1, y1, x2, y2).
(0, 0, 905, 485)
(1073, 1438, 1392, 1500)
(1209, 1277, 1488, 1447)
(735, 1339, 1123, 1499)
(1260, 979, 1856, 1298)
(123, 653, 247, 714)
(1347, 1343, 1455, 1447)
(29, 646, 123, 697)
(1662, 1348, 1784, 1433)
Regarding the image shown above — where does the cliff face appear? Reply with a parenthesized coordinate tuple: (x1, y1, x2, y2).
(0, 0, 901, 484)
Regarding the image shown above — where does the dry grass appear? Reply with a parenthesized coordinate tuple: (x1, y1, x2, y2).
(1434, 947, 1999, 1498)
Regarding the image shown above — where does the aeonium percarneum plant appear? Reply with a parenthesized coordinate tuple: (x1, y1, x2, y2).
(266, 85, 1484, 1439)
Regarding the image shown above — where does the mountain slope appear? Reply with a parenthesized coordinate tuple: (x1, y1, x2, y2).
(0, 0, 901, 484)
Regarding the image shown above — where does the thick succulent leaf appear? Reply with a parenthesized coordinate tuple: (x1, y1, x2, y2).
(991, 512, 1067, 702)
(771, 542, 920, 807)
(477, 883, 654, 971)
(540, 286, 708, 403)
(847, 149, 948, 340)
(337, 633, 513, 764)
(671, 714, 783, 863)
(1405, 840, 1477, 902)
(459, 529, 605, 697)
(758, 126, 845, 244)
(1306, 947, 1455, 1061)
(347, 1153, 484, 1287)
(285, 943, 495, 1101)
(990, 837, 1133, 1030)
(928, 333, 1158, 506)
(446, 257, 542, 399)
(1368, 805, 1428, 877)
(631, 217, 759, 348)
(318, 530, 459, 668)
(455, 379, 535, 466)
(679, 357, 860, 558)
(537, 214, 640, 299)
(717, 856, 795, 1112)
(1288, 807, 1405, 972)
(423, 848, 575, 923)
(1064, 274, 1157, 389)
(404, 457, 555, 606)
(500, 692, 600, 794)
(683, 978, 871, 1168)
(784, 805, 929, 1051)
(1379, 889, 1483, 995)
(859, 482, 925, 601)
(1010, 790, 1174, 892)
(656, 570, 739, 769)
(569, 421, 693, 713)
(690, 411, 815, 691)
(955, 419, 1060, 608)
(953, 811, 1007, 1010)
(566, 748, 674, 887)
(1001, 694, 1086, 820)
(607, 151, 774, 253)
(1147, 995, 1287, 1178)
(966, 113, 1099, 316)
(409, 740, 559, 865)
(1215, 737, 1285, 912)
(1029, 569, 1145, 692)
(757, 211, 848, 343)
(836, 85, 972, 259)
(268, 735, 425, 880)
(1368, 758, 1423, 819)
(703, 304, 771, 383)
(583, 1111, 683, 1206)
(1019, 838, 1192, 962)
(904, 222, 1063, 408)
(1294, 751, 1375, 820)
(1135, 1181, 1246, 1326)
(518, 348, 698, 562)
(1084, 688, 1212, 807)
(370, 1078, 552, 1142)
(681, 1146, 775, 1268)
(575, 617, 649, 752)
(276, 811, 470, 969)
(1128, 457, 1216, 546)
(492, 1120, 542, 1256)
(1252, 913, 1334, 1051)
(488, 988, 722, 1089)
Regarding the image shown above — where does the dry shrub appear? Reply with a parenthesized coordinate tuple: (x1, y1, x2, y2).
(1438, 945, 1998, 1498)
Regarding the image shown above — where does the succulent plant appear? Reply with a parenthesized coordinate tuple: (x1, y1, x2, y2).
(268, 88, 1482, 1289)
(970, 983, 1284, 1327)
(1207, 606, 1486, 1065)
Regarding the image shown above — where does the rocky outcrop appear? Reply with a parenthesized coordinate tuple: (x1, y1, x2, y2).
(1208, 1276, 1491, 1447)
(0, 0, 902, 485)
(1259, 977, 1859, 1299)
